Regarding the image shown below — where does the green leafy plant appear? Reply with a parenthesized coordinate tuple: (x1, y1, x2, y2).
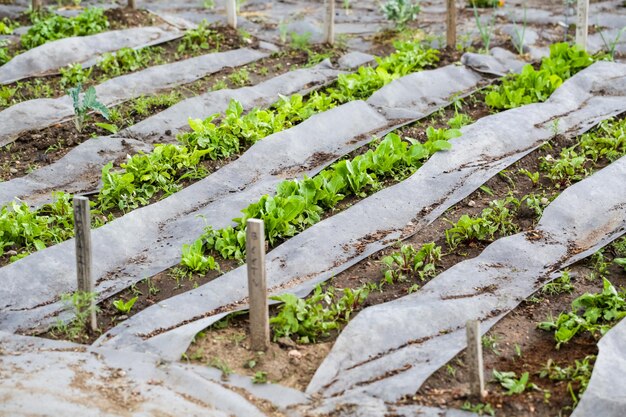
(0, 17, 18, 35)
(461, 402, 495, 416)
(0, 43, 11, 66)
(381, 242, 442, 285)
(486, 43, 595, 109)
(68, 83, 110, 132)
(493, 370, 539, 395)
(542, 269, 574, 295)
(445, 196, 519, 249)
(52, 291, 99, 341)
(269, 284, 369, 343)
(21, 8, 109, 49)
(97, 47, 153, 76)
(181, 239, 220, 274)
(60, 63, 93, 88)
(540, 147, 588, 187)
(112, 296, 138, 314)
(538, 278, 626, 348)
(381, 0, 421, 30)
(252, 371, 268, 383)
(178, 20, 222, 54)
(228, 68, 250, 87)
(539, 355, 595, 405)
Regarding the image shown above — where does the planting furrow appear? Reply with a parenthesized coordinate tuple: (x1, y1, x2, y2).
(572, 320, 626, 417)
(0, 47, 270, 146)
(0, 51, 512, 334)
(0, 57, 355, 207)
(0, 26, 183, 84)
(96, 61, 626, 361)
(306, 154, 626, 402)
(0, 331, 268, 417)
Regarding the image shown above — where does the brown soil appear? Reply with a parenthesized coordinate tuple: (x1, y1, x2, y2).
(0, 46, 332, 181)
(185, 314, 333, 391)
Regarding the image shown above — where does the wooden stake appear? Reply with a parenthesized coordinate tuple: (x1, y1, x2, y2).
(226, 0, 237, 29)
(575, 0, 589, 50)
(324, 0, 335, 45)
(128, 0, 136, 9)
(466, 320, 485, 399)
(31, 0, 42, 10)
(446, 0, 457, 49)
(246, 219, 269, 351)
(73, 196, 97, 332)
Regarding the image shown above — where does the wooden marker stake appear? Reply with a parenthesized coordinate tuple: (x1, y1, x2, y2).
(324, 0, 335, 45)
(226, 0, 237, 29)
(32, 0, 42, 10)
(128, 0, 136, 9)
(73, 196, 97, 332)
(246, 219, 270, 351)
(446, 0, 457, 49)
(576, 0, 589, 50)
(466, 320, 486, 399)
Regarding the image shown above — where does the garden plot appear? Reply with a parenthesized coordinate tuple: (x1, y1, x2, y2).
(0, 46, 513, 335)
(94, 59, 626, 360)
(1, 1, 626, 416)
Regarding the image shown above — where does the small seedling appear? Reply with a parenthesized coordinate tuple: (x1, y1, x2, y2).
(68, 83, 110, 132)
(542, 269, 574, 295)
(112, 296, 138, 314)
(493, 370, 539, 395)
(252, 371, 268, 384)
(461, 401, 495, 416)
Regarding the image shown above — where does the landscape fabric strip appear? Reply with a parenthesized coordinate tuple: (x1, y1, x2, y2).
(0, 53, 511, 334)
(0, 26, 183, 84)
(571, 320, 626, 417)
(0, 331, 267, 417)
(0, 47, 270, 146)
(0, 57, 357, 208)
(96, 61, 626, 362)
(307, 154, 626, 402)
(123, 52, 374, 143)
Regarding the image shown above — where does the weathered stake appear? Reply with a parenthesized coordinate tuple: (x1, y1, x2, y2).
(73, 196, 97, 332)
(466, 320, 485, 399)
(128, 0, 136, 9)
(324, 0, 335, 45)
(575, 0, 589, 50)
(31, 0, 42, 10)
(446, 0, 457, 49)
(246, 219, 270, 351)
(226, 0, 237, 29)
